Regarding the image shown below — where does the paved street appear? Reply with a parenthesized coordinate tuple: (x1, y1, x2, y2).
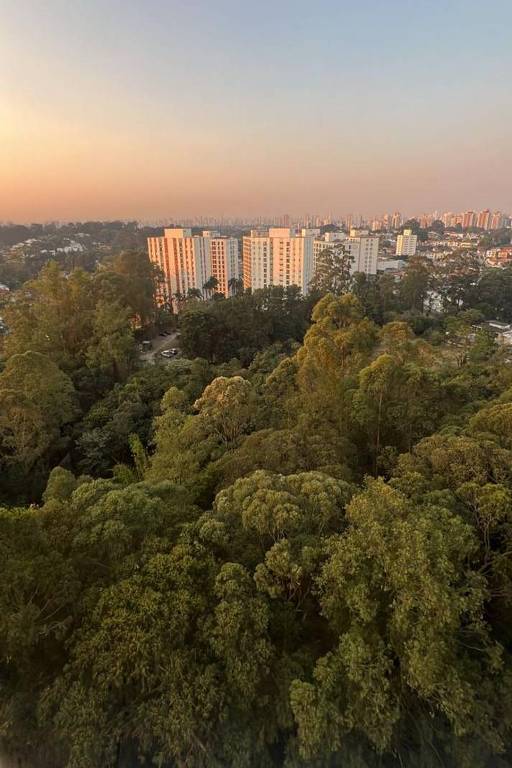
(139, 331, 180, 364)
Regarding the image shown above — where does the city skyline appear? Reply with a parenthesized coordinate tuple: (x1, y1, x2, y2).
(1, 0, 511, 221)
(2, 206, 509, 229)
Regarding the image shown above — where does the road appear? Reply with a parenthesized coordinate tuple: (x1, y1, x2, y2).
(139, 331, 180, 365)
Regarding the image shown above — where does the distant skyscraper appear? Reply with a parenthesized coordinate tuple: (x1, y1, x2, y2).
(490, 211, 505, 230)
(477, 209, 491, 230)
(462, 211, 476, 229)
(396, 228, 418, 257)
(391, 211, 402, 229)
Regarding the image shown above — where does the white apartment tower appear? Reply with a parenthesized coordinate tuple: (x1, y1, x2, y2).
(243, 228, 314, 294)
(313, 231, 346, 265)
(345, 229, 379, 274)
(313, 229, 378, 276)
(396, 228, 418, 257)
(206, 232, 239, 296)
(242, 231, 271, 291)
(147, 228, 239, 306)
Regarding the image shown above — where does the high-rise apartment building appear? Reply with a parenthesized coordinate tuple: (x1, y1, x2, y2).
(242, 230, 272, 291)
(242, 228, 314, 293)
(345, 229, 379, 274)
(396, 228, 418, 257)
(477, 209, 491, 230)
(313, 229, 378, 276)
(313, 231, 345, 263)
(490, 212, 505, 230)
(205, 232, 239, 296)
(462, 211, 477, 229)
(391, 212, 403, 229)
(147, 228, 239, 306)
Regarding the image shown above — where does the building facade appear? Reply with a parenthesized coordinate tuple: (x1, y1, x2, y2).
(490, 212, 505, 230)
(313, 232, 345, 264)
(462, 211, 477, 229)
(477, 209, 492, 230)
(345, 229, 379, 274)
(147, 228, 239, 306)
(313, 229, 378, 276)
(396, 228, 418, 256)
(242, 230, 271, 291)
(242, 227, 314, 293)
(206, 232, 239, 296)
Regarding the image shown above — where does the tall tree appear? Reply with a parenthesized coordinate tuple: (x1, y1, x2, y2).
(399, 255, 432, 313)
(86, 299, 136, 382)
(108, 249, 158, 326)
(203, 275, 219, 299)
(309, 243, 353, 296)
(0, 351, 77, 471)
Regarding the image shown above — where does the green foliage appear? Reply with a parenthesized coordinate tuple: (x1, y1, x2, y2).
(3, 286, 512, 767)
(309, 244, 353, 296)
(399, 255, 432, 313)
(179, 286, 311, 365)
(0, 352, 77, 488)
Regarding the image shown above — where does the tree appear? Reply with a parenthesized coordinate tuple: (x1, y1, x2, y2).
(353, 354, 401, 474)
(228, 277, 244, 296)
(75, 364, 187, 477)
(193, 376, 254, 445)
(444, 309, 483, 367)
(203, 275, 219, 299)
(4, 287, 512, 766)
(2, 260, 140, 388)
(179, 305, 220, 362)
(399, 255, 432, 313)
(473, 266, 512, 321)
(296, 294, 378, 433)
(290, 479, 509, 763)
(434, 251, 482, 312)
(430, 219, 445, 235)
(105, 249, 158, 327)
(178, 288, 308, 366)
(351, 272, 396, 323)
(86, 299, 136, 382)
(3, 262, 96, 372)
(309, 243, 353, 296)
(0, 352, 77, 472)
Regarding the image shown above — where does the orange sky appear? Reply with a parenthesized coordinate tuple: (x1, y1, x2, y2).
(1, 0, 511, 222)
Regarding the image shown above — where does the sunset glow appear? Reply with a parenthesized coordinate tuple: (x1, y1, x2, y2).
(1, 0, 511, 221)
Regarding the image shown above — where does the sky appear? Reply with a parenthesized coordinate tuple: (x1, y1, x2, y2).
(1, 0, 511, 222)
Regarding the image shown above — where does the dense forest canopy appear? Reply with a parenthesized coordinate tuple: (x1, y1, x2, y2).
(2, 250, 512, 767)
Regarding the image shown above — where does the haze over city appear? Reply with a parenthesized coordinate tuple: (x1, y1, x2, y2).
(1, 0, 511, 222)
